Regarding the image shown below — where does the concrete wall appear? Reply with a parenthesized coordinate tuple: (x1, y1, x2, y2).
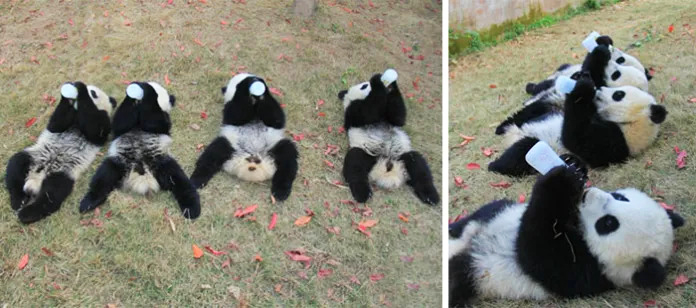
(449, 0, 584, 30)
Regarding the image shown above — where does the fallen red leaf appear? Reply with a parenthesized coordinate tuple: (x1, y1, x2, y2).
(454, 176, 467, 188)
(674, 274, 689, 286)
(482, 147, 495, 157)
(489, 181, 512, 188)
(359, 219, 378, 228)
(660, 202, 675, 211)
(643, 299, 657, 307)
(466, 163, 480, 170)
(357, 225, 372, 237)
(254, 254, 263, 262)
(105, 210, 113, 219)
(324, 160, 335, 168)
(676, 150, 687, 169)
(18, 254, 29, 270)
(204, 245, 226, 256)
(164, 74, 171, 86)
(292, 133, 305, 141)
(489, 84, 497, 89)
(689, 97, 696, 103)
(284, 250, 312, 268)
(221, 258, 231, 268)
(200, 111, 208, 119)
(41, 248, 54, 256)
(370, 273, 385, 282)
(518, 194, 526, 203)
(25, 117, 37, 128)
(192, 245, 204, 259)
(350, 275, 361, 285)
(668, 24, 674, 33)
(234, 204, 258, 218)
(268, 213, 277, 230)
(220, 20, 228, 25)
(269, 87, 283, 97)
(398, 213, 409, 223)
(401, 227, 408, 235)
(326, 226, 340, 234)
(294, 215, 312, 226)
(318, 268, 333, 278)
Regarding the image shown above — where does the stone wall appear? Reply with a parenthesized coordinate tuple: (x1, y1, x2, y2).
(449, 0, 585, 30)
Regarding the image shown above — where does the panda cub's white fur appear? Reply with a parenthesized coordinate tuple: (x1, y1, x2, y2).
(219, 123, 284, 182)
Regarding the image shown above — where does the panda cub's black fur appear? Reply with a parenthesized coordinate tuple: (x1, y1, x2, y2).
(79, 82, 200, 219)
(490, 71, 666, 177)
(523, 38, 650, 108)
(338, 69, 439, 205)
(449, 162, 685, 307)
(190, 73, 298, 201)
(5, 82, 115, 224)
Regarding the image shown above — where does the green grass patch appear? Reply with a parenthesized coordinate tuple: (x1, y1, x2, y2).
(449, 0, 624, 59)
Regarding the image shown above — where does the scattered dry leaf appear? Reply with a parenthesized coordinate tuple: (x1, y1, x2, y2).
(192, 244, 204, 259)
(18, 254, 29, 270)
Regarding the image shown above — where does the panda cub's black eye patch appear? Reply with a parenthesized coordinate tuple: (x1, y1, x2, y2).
(616, 56, 625, 64)
(611, 192, 629, 202)
(611, 70, 621, 81)
(360, 84, 369, 90)
(595, 215, 620, 235)
(612, 91, 625, 102)
(90, 90, 98, 99)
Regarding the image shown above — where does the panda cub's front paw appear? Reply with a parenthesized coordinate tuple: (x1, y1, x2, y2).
(540, 165, 586, 196)
(414, 184, 440, 206)
(559, 154, 588, 184)
(349, 182, 372, 203)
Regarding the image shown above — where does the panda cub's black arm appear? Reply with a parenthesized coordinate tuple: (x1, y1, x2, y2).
(112, 97, 139, 137)
(222, 80, 256, 126)
(385, 82, 406, 127)
(344, 75, 389, 129)
(562, 73, 597, 129)
(581, 45, 612, 88)
(76, 95, 111, 146)
(522, 166, 585, 228)
(47, 97, 78, 133)
(255, 92, 285, 129)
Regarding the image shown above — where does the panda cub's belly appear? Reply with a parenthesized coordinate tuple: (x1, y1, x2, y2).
(503, 113, 565, 153)
(23, 129, 100, 195)
(348, 124, 412, 189)
(108, 131, 172, 195)
(466, 204, 549, 300)
(219, 123, 284, 182)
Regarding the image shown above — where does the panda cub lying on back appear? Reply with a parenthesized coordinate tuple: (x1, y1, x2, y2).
(449, 161, 685, 306)
(5, 82, 115, 223)
(338, 69, 439, 205)
(190, 73, 298, 201)
(490, 72, 666, 177)
(79, 82, 200, 219)
(523, 35, 650, 108)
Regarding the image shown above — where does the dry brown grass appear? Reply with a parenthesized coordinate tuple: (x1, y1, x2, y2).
(0, 1, 442, 306)
(449, 0, 696, 306)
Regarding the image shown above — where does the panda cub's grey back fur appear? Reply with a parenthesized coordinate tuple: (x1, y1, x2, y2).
(24, 128, 101, 193)
(108, 131, 172, 194)
(347, 123, 412, 158)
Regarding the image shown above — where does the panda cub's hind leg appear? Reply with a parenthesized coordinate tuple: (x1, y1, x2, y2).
(153, 156, 201, 219)
(268, 139, 298, 201)
(488, 137, 539, 177)
(17, 172, 74, 224)
(190, 137, 234, 189)
(343, 147, 377, 203)
(400, 151, 440, 205)
(80, 157, 127, 213)
(5, 151, 33, 210)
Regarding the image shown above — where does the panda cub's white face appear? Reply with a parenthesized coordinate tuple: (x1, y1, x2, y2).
(604, 60, 648, 91)
(594, 85, 655, 120)
(579, 187, 674, 286)
(86, 85, 115, 115)
(148, 82, 174, 113)
(611, 49, 645, 76)
(341, 81, 371, 110)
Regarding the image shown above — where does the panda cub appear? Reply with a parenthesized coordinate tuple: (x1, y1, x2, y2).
(5, 82, 115, 223)
(79, 82, 200, 219)
(490, 72, 666, 177)
(449, 163, 685, 306)
(337, 69, 439, 205)
(523, 36, 650, 108)
(190, 73, 298, 201)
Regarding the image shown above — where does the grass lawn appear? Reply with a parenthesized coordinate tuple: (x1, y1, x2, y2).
(449, 0, 696, 306)
(0, 1, 442, 306)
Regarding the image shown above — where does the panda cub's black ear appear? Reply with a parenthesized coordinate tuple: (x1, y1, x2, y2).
(169, 95, 176, 107)
(109, 97, 117, 108)
(632, 257, 666, 289)
(667, 210, 685, 229)
(650, 105, 667, 124)
(221, 86, 227, 95)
